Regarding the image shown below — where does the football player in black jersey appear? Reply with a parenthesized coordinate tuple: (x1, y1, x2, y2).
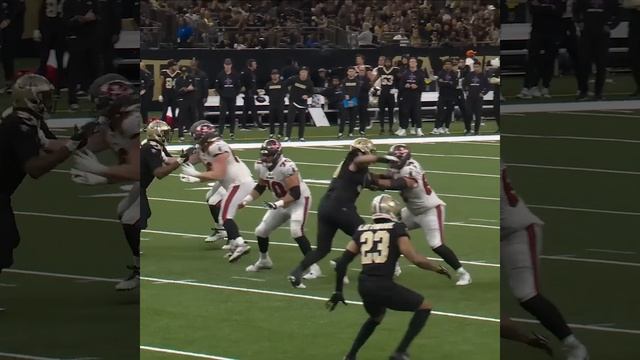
(287, 138, 398, 288)
(160, 59, 180, 125)
(1, 74, 92, 274)
(372, 57, 399, 135)
(141, 120, 182, 238)
(327, 194, 450, 360)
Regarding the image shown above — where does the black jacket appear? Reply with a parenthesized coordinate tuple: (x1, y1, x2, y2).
(436, 70, 458, 100)
(191, 68, 209, 100)
(574, 0, 620, 32)
(140, 68, 154, 95)
(215, 70, 241, 99)
(240, 68, 257, 95)
(398, 69, 426, 99)
(321, 85, 345, 109)
(463, 71, 490, 99)
(341, 76, 361, 99)
(63, 0, 99, 38)
(175, 75, 196, 101)
(97, 0, 122, 40)
(265, 80, 286, 106)
(0, 0, 17, 22)
(529, 0, 565, 31)
(283, 76, 314, 108)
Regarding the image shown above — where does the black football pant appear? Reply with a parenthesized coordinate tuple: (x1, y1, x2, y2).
(455, 91, 468, 128)
(523, 30, 559, 89)
(378, 93, 395, 131)
(67, 36, 99, 105)
(578, 29, 609, 96)
(218, 96, 237, 135)
(0, 21, 21, 83)
(99, 35, 116, 74)
(560, 18, 581, 86)
(630, 10, 640, 92)
(295, 203, 364, 272)
(286, 105, 307, 139)
(268, 103, 285, 136)
(177, 99, 198, 138)
(466, 96, 483, 133)
(358, 99, 369, 132)
(0, 195, 19, 271)
(399, 96, 421, 129)
(241, 93, 260, 128)
(435, 98, 455, 129)
(141, 92, 152, 124)
(198, 97, 207, 120)
(340, 106, 357, 134)
(37, 18, 66, 88)
(160, 94, 178, 125)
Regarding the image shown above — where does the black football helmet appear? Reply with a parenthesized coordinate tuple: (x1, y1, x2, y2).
(260, 138, 282, 167)
(89, 73, 136, 116)
(388, 144, 411, 169)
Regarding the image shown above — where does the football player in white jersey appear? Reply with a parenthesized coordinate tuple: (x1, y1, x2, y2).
(181, 133, 254, 262)
(501, 162, 588, 360)
(373, 144, 472, 286)
(69, 74, 142, 291)
(180, 121, 228, 245)
(240, 139, 321, 278)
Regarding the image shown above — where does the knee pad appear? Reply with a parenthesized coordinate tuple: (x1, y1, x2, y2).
(254, 222, 270, 239)
(289, 219, 304, 239)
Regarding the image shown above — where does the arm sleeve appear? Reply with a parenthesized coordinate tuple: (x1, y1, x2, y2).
(334, 250, 357, 293)
(10, 124, 41, 169)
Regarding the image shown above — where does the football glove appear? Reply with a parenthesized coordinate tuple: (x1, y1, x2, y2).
(180, 146, 197, 162)
(377, 155, 400, 164)
(74, 150, 108, 175)
(179, 174, 200, 183)
(527, 333, 553, 357)
(67, 121, 99, 152)
(70, 168, 108, 185)
(326, 292, 347, 311)
(264, 200, 284, 210)
(436, 265, 452, 280)
(181, 163, 202, 178)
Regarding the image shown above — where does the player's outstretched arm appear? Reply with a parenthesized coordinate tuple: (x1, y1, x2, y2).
(371, 175, 418, 191)
(350, 154, 399, 170)
(154, 157, 181, 180)
(398, 236, 451, 279)
(182, 153, 229, 181)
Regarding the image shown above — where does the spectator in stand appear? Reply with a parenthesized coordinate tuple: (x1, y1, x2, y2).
(358, 22, 373, 47)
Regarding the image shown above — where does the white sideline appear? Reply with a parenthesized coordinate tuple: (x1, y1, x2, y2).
(0, 352, 98, 360)
(140, 346, 237, 360)
(529, 205, 640, 216)
(141, 276, 501, 324)
(511, 318, 640, 335)
(501, 133, 640, 144)
(142, 229, 500, 268)
(501, 101, 640, 113)
(165, 135, 500, 151)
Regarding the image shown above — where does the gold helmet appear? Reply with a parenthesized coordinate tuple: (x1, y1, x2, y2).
(12, 74, 55, 116)
(371, 194, 401, 221)
(351, 137, 375, 154)
(146, 120, 172, 145)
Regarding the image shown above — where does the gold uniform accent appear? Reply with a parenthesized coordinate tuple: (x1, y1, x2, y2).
(146, 120, 172, 144)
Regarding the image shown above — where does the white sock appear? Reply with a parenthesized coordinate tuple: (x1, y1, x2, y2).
(563, 334, 581, 347)
(260, 252, 269, 260)
(456, 267, 467, 275)
(234, 237, 245, 246)
(134, 256, 140, 268)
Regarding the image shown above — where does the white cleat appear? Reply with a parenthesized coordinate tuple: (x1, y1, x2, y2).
(228, 243, 251, 263)
(430, 128, 441, 135)
(302, 264, 322, 280)
(395, 128, 407, 136)
(565, 344, 589, 360)
(204, 228, 227, 243)
(516, 88, 532, 99)
(416, 128, 424, 137)
(541, 87, 551, 98)
(394, 262, 402, 277)
(115, 267, 140, 291)
(530, 86, 542, 98)
(246, 257, 273, 272)
(442, 127, 450, 134)
(410, 126, 417, 135)
(456, 271, 472, 286)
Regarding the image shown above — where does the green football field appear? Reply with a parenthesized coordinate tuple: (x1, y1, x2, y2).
(501, 108, 640, 359)
(140, 137, 500, 360)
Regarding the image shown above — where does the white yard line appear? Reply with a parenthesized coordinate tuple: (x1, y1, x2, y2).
(3, 269, 120, 282)
(560, 111, 640, 119)
(528, 205, 640, 216)
(501, 101, 640, 113)
(142, 276, 500, 323)
(237, 158, 498, 177)
(142, 229, 500, 268)
(586, 249, 636, 255)
(293, 146, 500, 160)
(140, 346, 237, 360)
(511, 318, 640, 335)
(506, 163, 640, 175)
(147, 197, 499, 229)
(540, 255, 640, 267)
(501, 133, 640, 144)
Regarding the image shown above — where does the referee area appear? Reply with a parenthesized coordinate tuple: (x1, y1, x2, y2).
(500, 101, 640, 359)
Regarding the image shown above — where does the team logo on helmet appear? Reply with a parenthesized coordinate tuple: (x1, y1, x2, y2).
(146, 120, 172, 145)
(351, 137, 375, 154)
(388, 144, 411, 169)
(260, 138, 282, 169)
(189, 120, 218, 142)
(371, 194, 401, 221)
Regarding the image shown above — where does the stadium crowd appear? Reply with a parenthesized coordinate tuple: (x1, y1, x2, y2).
(141, 0, 499, 48)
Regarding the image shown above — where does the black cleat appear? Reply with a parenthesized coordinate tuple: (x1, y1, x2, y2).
(288, 269, 305, 288)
